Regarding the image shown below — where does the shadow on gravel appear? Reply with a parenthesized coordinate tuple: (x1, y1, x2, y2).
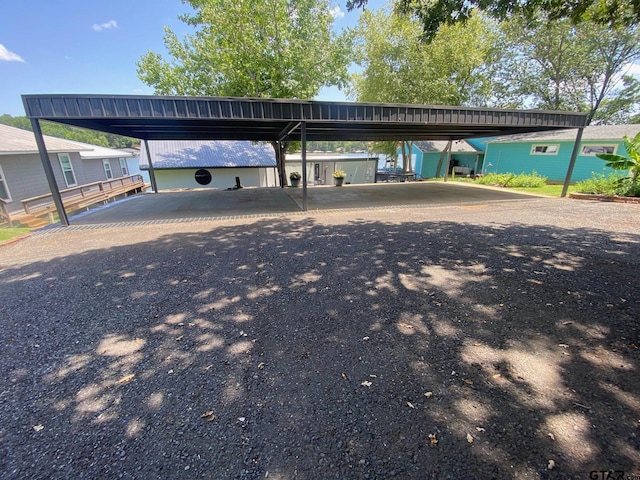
(1, 218, 639, 479)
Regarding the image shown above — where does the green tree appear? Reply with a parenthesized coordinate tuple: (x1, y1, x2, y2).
(491, 17, 640, 124)
(137, 0, 351, 185)
(350, 7, 496, 174)
(0, 115, 137, 148)
(347, 0, 640, 42)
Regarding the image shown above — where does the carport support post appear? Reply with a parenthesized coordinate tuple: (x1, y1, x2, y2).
(301, 121, 308, 211)
(561, 127, 585, 198)
(443, 140, 453, 182)
(30, 118, 69, 226)
(143, 140, 158, 193)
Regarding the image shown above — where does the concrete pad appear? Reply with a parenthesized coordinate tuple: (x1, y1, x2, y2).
(70, 182, 541, 225)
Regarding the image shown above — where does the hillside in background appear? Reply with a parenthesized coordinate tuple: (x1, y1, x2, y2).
(0, 114, 137, 149)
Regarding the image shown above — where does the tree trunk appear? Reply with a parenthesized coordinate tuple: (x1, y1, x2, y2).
(435, 141, 451, 178)
(271, 141, 288, 187)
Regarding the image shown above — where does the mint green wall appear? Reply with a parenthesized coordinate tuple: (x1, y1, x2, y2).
(484, 140, 628, 182)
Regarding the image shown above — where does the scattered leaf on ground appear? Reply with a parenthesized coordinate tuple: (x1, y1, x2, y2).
(258, 362, 265, 370)
(341, 372, 349, 381)
(547, 460, 555, 470)
(475, 427, 485, 432)
(118, 374, 135, 384)
(33, 424, 44, 432)
(463, 378, 473, 385)
(201, 411, 216, 421)
(369, 374, 377, 378)
(362, 336, 370, 341)
(407, 401, 415, 409)
(238, 417, 246, 422)
(467, 433, 474, 443)
(424, 392, 433, 399)
(361, 381, 372, 387)
(428, 433, 438, 446)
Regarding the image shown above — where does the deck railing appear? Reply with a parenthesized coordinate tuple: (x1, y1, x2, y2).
(21, 174, 145, 215)
(0, 198, 11, 225)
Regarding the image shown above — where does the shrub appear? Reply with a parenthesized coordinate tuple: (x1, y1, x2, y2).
(573, 172, 624, 195)
(475, 171, 547, 188)
(615, 178, 640, 197)
(289, 171, 302, 180)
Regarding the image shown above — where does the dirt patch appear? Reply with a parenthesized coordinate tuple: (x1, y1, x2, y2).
(0, 199, 639, 479)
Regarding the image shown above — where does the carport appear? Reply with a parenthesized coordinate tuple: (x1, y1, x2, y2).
(22, 94, 587, 226)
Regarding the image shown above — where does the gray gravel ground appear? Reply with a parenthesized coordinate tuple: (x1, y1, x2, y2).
(1, 197, 639, 479)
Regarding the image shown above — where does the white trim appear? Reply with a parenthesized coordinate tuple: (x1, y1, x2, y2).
(580, 144, 617, 156)
(103, 159, 113, 179)
(0, 163, 12, 201)
(530, 144, 560, 155)
(119, 158, 128, 175)
(58, 153, 77, 187)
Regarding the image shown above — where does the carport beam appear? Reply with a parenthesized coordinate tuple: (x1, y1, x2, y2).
(561, 127, 585, 197)
(30, 118, 69, 226)
(143, 140, 159, 193)
(301, 121, 308, 211)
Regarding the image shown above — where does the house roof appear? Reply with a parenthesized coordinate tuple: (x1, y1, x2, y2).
(489, 124, 640, 143)
(22, 94, 587, 142)
(64, 140, 134, 159)
(414, 139, 479, 153)
(0, 123, 91, 155)
(139, 140, 276, 169)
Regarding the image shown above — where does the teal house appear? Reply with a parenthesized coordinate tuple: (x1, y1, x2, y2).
(399, 140, 483, 179)
(484, 124, 640, 182)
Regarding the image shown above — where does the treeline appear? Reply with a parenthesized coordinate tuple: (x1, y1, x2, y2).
(305, 141, 370, 152)
(0, 115, 138, 149)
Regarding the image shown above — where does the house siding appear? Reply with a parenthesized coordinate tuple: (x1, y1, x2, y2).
(286, 160, 377, 185)
(483, 140, 627, 182)
(154, 168, 272, 190)
(0, 152, 134, 213)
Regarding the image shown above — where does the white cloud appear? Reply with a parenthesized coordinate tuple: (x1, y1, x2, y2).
(0, 44, 25, 62)
(92, 20, 118, 32)
(329, 5, 344, 20)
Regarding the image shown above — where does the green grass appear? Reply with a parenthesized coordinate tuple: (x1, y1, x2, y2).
(0, 227, 31, 242)
(511, 184, 576, 196)
(425, 175, 575, 197)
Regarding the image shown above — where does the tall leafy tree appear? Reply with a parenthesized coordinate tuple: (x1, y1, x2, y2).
(347, 0, 640, 42)
(350, 7, 496, 174)
(137, 0, 352, 184)
(491, 17, 640, 124)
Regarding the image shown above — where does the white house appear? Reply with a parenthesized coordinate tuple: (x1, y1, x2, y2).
(285, 152, 379, 185)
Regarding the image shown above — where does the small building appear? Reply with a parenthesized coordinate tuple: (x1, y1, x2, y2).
(484, 124, 640, 182)
(399, 140, 483, 179)
(139, 140, 277, 190)
(285, 152, 379, 185)
(0, 124, 134, 215)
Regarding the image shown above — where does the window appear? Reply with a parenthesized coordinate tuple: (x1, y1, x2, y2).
(58, 154, 77, 186)
(581, 145, 617, 156)
(0, 164, 11, 201)
(120, 158, 128, 175)
(531, 144, 559, 155)
(103, 160, 113, 179)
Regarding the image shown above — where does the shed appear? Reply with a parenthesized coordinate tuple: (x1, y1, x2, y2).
(139, 140, 277, 190)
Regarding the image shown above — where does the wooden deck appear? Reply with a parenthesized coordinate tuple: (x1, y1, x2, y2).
(6, 175, 146, 227)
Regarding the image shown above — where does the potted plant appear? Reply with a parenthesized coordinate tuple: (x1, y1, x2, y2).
(289, 171, 302, 187)
(333, 169, 347, 186)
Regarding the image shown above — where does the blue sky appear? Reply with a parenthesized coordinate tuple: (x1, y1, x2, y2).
(0, 0, 386, 117)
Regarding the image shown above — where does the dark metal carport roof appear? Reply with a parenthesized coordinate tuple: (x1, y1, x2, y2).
(21, 94, 588, 226)
(22, 94, 587, 142)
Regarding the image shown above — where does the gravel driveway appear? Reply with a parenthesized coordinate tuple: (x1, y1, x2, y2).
(1, 198, 639, 479)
